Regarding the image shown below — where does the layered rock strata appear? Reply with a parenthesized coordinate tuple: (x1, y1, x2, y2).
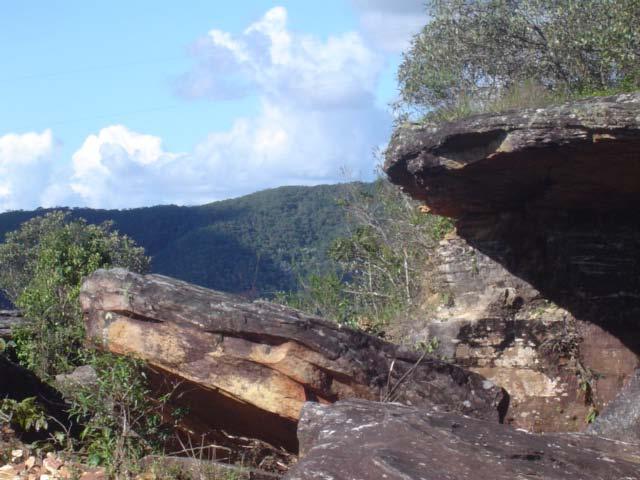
(80, 268, 506, 450)
(385, 93, 640, 431)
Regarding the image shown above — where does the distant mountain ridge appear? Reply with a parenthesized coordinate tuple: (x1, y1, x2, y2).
(0, 184, 354, 303)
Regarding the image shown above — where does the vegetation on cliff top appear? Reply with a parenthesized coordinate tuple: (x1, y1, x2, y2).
(397, 0, 640, 121)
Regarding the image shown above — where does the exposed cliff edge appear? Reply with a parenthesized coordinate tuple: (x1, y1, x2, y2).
(384, 93, 640, 433)
(385, 92, 640, 216)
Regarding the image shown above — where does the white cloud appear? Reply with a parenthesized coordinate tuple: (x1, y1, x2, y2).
(176, 6, 382, 108)
(350, 0, 426, 53)
(45, 97, 389, 209)
(43, 7, 392, 209)
(0, 130, 55, 211)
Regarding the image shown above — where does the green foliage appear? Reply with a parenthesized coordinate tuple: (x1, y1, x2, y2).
(276, 271, 351, 323)
(0, 397, 48, 433)
(68, 354, 168, 476)
(585, 406, 599, 424)
(0, 185, 349, 303)
(0, 211, 149, 379)
(281, 178, 454, 333)
(0, 212, 159, 475)
(398, 0, 640, 119)
(417, 337, 440, 355)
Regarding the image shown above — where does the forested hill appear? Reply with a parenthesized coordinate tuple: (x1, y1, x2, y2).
(0, 183, 353, 298)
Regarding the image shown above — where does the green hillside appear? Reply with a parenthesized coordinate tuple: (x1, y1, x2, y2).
(0, 184, 353, 302)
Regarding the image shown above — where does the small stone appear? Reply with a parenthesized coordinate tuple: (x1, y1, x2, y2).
(57, 466, 72, 480)
(43, 456, 63, 475)
(10, 450, 22, 460)
(0, 465, 17, 480)
(25, 457, 36, 471)
(80, 469, 105, 480)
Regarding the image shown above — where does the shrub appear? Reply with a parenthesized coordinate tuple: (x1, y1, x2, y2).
(397, 0, 640, 119)
(0, 211, 149, 378)
(68, 354, 169, 478)
(0, 397, 48, 433)
(280, 178, 453, 333)
(0, 212, 159, 476)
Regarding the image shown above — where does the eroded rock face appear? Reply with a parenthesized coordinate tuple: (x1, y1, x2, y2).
(395, 232, 639, 432)
(385, 93, 640, 432)
(80, 268, 506, 450)
(286, 399, 640, 480)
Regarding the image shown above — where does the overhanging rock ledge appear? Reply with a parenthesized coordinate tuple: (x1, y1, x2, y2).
(384, 93, 640, 434)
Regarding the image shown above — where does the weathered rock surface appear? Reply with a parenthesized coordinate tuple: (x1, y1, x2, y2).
(384, 93, 640, 432)
(589, 369, 640, 444)
(285, 399, 640, 480)
(54, 365, 98, 392)
(80, 268, 506, 449)
(0, 310, 22, 340)
(393, 231, 639, 432)
(385, 93, 640, 216)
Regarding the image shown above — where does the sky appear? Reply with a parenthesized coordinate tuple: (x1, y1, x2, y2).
(0, 0, 427, 211)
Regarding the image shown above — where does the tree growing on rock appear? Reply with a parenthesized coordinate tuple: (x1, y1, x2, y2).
(398, 0, 640, 118)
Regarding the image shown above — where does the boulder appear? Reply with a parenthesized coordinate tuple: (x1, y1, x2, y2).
(54, 365, 98, 392)
(79, 268, 506, 450)
(384, 93, 640, 431)
(285, 399, 640, 480)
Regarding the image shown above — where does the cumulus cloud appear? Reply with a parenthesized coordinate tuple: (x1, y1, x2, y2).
(176, 6, 382, 107)
(0, 130, 56, 211)
(350, 0, 426, 53)
(45, 7, 392, 209)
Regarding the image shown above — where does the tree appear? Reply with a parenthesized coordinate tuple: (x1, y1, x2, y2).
(398, 0, 640, 117)
(280, 178, 453, 333)
(0, 211, 150, 378)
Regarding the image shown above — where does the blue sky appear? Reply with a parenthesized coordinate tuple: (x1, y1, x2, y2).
(0, 1, 426, 211)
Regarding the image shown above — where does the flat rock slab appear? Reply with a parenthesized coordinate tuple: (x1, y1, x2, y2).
(80, 269, 506, 449)
(286, 399, 640, 480)
(384, 92, 640, 216)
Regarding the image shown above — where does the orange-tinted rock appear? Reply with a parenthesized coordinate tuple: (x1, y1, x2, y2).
(80, 268, 507, 450)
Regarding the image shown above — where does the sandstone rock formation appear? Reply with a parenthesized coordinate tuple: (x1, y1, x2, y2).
(384, 93, 640, 432)
(285, 399, 640, 480)
(79, 268, 506, 450)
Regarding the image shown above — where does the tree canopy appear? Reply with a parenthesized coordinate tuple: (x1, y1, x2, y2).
(0, 211, 149, 377)
(398, 0, 640, 117)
